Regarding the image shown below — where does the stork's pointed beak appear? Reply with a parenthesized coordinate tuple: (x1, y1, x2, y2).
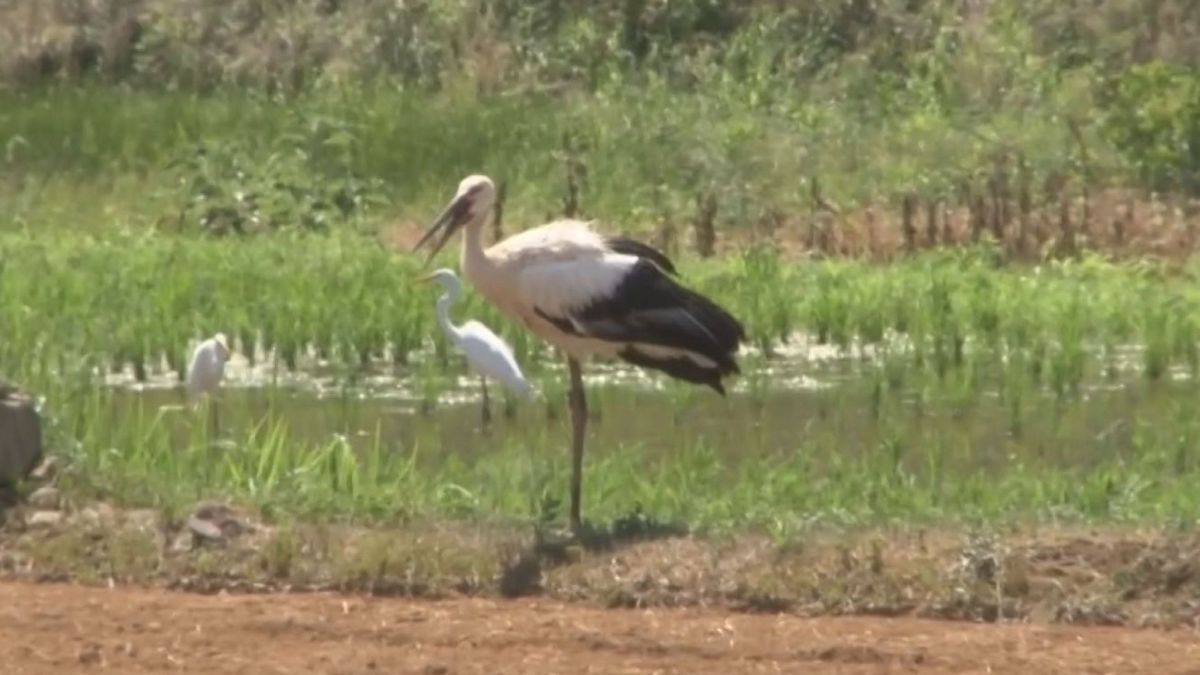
(413, 194, 472, 268)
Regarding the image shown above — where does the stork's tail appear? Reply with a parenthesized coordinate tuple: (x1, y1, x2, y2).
(615, 280, 746, 395)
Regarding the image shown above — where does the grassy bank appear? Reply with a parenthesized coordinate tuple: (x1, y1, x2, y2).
(2, 1, 1199, 257)
(0, 81, 1103, 241)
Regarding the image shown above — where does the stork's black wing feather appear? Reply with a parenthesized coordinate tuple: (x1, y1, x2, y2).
(534, 258, 744, 375)
(603, 236, 677, 275)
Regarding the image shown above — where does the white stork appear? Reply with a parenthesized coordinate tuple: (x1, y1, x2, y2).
(414, 175, 745, 531)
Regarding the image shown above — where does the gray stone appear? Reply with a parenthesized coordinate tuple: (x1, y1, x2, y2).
(30, 455, 62, 482)
(187, 515, 226, 542)
(0, 386, 42, 485)
(187, 501, 252, 544)
(77, 643, 103, 666)
(27, 485, 60, 510)
(26, 510, 63, 528)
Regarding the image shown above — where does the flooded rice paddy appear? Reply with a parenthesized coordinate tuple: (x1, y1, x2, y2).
(101, 333, 1200, 479)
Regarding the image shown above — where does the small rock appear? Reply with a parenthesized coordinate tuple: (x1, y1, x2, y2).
(26, 510, 63, 528)
(187, 515, 225, 543)
(30, 455, 62, 482)
(185, 501, 251, 545)
(78, 643, 103, 666)
(27, 485, 60, 510)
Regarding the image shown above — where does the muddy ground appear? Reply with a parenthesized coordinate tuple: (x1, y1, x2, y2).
(4, 580, 1200, 674)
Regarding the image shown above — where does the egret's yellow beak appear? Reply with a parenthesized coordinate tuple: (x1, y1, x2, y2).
(415, 271, 439, 285)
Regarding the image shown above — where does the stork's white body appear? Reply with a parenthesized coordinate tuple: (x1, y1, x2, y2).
(462, 218, 732, 379)
(415, 175, 744, 530)
(463, 219, 626, 360)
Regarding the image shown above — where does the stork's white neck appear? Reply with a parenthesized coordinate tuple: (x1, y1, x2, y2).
(460, 212, 491, 284)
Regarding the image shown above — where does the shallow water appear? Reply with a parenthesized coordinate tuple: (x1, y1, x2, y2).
(104, 334, 1200, 477)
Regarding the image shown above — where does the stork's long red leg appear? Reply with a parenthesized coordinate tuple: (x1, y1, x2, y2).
(567, 356, 587, 532)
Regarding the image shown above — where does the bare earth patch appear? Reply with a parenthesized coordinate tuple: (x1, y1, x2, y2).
(3, 580, 1200, 674)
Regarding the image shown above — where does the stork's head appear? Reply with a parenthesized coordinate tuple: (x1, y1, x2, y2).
(413, 175, 496, 267)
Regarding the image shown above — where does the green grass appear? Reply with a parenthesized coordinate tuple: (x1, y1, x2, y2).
(2, 2, 1196, 239)
(6, 231, 1200, 533)
(53, 391, 1200, 535)
(2, 1, 1200, 538)
(4, 232, 1199, 389)
(0, 75, 1109, 239)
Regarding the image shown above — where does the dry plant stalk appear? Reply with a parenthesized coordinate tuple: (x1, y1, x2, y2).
(694, 190, 717, 258)
(656, 210, 676, 259)
(492, 179, 506, 244)
(925, 198, 939, 247)
(1017, 154, 1032, 257)
(901, 193, 917, 252)
(560, 132, 584, 219)
(988, 157, 1009, 246)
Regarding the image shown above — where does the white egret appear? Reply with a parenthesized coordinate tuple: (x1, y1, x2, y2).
(186, 332, 231, 435)
(419, 268, 532, 424)
(413, 175, 744, 531)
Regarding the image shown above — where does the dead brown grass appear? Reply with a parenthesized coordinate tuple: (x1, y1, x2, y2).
(383, 187, 1200, 265)
(716, 187, 1200, 264)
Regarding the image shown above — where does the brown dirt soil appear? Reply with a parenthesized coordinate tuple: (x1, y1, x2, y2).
(3, 581, 1200, 675)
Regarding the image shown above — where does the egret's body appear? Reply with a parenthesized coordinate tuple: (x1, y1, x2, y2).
(186, 333, 230, 402)
(185, 333, 230, 437)
(415, 175, 745, 530)
(420, 268, 532, 423)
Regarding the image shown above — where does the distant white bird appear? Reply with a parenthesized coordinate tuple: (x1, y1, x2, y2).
(419, 268, 532, 424)
(186, 332, 230, 435)
(414, 175, 745, 531)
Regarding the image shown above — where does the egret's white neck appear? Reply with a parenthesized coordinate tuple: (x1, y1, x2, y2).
(435, 281, 463, 342)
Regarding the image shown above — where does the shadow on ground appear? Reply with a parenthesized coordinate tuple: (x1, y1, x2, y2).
(501, 507, 690, 598)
